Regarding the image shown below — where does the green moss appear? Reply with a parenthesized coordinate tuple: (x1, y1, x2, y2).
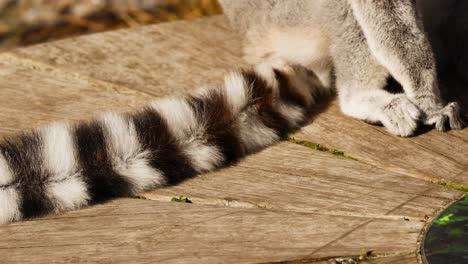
(286, 137, 358, 161)
(424, 196, 468, 262)
(433, 213, 468, 225)
(171, 196, 193, 203)
(131, 195, 148, 200)
(358, 248, 373, 261)
(434, 181, 468, 193)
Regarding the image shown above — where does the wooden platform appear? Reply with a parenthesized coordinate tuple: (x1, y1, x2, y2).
(0, 16, 466, 263)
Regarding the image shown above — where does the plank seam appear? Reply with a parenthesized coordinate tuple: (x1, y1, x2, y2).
(255, 250, 416, 264)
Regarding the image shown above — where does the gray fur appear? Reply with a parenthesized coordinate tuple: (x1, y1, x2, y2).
(219, 0, 466, 136)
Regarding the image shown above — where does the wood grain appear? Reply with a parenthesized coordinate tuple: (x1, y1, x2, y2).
(0, 197, 430, 263)
(12, 16, 247, 97)
(0, 15, 465, 264)
(0, 53, 151, 137)
(145, 143, 460, 219)
(294, 103, 468, 185)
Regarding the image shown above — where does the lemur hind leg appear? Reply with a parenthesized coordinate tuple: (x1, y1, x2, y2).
(330, 2, 421, 137)
(349, 0, 464, 131)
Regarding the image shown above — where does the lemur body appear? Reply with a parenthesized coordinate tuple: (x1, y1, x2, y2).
(219, 0, 466, 136)
(0, 1, 467, 223)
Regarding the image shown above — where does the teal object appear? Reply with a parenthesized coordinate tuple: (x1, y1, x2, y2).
(422, 196, 468, 263)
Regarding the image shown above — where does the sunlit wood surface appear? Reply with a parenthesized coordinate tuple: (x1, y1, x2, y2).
(0, 16, 466, 264)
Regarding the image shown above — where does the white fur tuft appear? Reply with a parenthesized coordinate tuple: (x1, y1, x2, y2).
(0, 188, 21, 224)
(184, 140, 223, 173)
(40, 123, 90, 211)
(151, 97, 224, 172)
(41, 123, 78, 180)
(224, 72, 249, 115)
(277, 103, 305, 127)
(101, 113, 165, 192)
(0, 153, 14, 186)
(0, 154, 21, 224)
(254, 59, 281, 92)
(238, 114, 279, 152)
(47, 177, 89, 212)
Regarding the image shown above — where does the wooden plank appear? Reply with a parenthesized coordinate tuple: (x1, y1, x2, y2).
(0, 54, 151, 137)
(0, 198, 423, 264)
(11, 16, 247, 97)
(308, 219, 421, 259)
(145, 143, 461, 219)
(137, 142, 460, 261)
(294, 103, 468, 185)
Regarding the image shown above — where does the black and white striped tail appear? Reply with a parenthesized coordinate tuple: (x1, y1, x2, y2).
(0, 59, 324, 224)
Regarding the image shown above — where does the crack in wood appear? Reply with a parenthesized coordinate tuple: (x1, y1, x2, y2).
(138, 194, 427, 221)
(254, 250, 416, 264)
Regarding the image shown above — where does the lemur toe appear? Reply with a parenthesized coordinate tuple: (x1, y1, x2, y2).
(426, 102, 465, 131)
(381, 95, 421, 137)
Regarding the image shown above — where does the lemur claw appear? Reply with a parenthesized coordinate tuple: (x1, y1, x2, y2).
(425, 102, 465, 131)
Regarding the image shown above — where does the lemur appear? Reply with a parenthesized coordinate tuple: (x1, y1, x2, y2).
(220, 0, 467, 136)
(0, 0, 466, 224)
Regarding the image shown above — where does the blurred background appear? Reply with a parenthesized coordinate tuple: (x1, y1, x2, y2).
(0, 0, 221, 51)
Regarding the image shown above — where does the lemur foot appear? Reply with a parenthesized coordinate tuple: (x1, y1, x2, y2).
(424, 102, 465, 131)
(381, 95, 422, 137)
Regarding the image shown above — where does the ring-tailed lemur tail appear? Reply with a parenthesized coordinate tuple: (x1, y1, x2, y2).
(0, 59, 324, 224)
